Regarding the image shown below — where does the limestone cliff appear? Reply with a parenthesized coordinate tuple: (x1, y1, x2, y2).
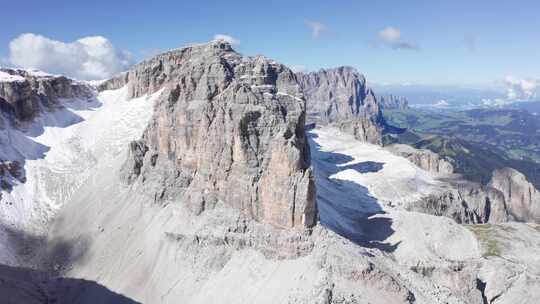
(117, 41, 317, 229)
(297, 67, 384, 144)
(0, 69, 92, 122)
(489, 167, 540, 222)
(412, 182, 509, 224)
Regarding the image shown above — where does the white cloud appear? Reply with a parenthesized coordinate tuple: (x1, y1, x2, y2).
(503, 76, 540, 100)
(213, 34, 240, 45)
(8, 33, 132, 80)
(378, 26, 418, 50)
(306, 21, 326, 38)
(379, 27, 401, 43)
(433, 99, 449, 108)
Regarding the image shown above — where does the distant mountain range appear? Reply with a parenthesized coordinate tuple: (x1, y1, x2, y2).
(374, 84, 535, 110)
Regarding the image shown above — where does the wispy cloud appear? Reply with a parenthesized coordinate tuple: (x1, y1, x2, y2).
(8, 33, 132, 80)
(503, 76, 540, 100)
(213, 34, 240, 45)
(378, 26, 419, 50)
(306, 21, 326, 39)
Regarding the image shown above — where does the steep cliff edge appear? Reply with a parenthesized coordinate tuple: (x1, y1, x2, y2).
(297, 67, 384, 144)
(110, 41, 316, 228)
(0, 69, 93, 122)
(489, 167, 540, 222)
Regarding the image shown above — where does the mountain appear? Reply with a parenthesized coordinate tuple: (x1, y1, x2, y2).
(1, 41, 540, 303)
(102, 41, 316, 228)
(379, 95, 409, 110)
(297, 67, 385, 144)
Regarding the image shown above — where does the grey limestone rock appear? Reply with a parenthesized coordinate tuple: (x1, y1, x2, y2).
(387, 144, 454, 175)
(297, 67, 385, 144)
(118, 41, 317, 229)
(489, 167, 540, 223)
(0, 69, 93, 122)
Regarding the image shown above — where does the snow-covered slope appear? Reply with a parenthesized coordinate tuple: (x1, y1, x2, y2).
(310, 127, 479, 266)
(0, 87, 161, 265)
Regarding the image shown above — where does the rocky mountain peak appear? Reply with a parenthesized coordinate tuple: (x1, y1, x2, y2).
(119, 41, 317, 229)
(296, 66, 384, 144)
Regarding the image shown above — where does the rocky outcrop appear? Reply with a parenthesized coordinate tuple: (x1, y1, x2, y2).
(412, 167, 540, 224)
(0, 161, 24, 191)
(489, 168, 540, 223)
(336, 115, 384, 145)
(379, 95, 409, 110)
(296, 67, 381, 123)
(120, 41, 317, 229)
(0, 69, 93, 122)
(297, 67, 385, 144)
(412, 182, 509, 224)
(387, 144, 454, 174)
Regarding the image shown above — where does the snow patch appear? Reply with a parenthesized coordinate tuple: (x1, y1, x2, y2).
(0, 86, 162, 265)
(0, 70, 25, 82)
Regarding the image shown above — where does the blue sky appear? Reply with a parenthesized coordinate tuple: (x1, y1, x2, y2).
(2, 0, 540, 86)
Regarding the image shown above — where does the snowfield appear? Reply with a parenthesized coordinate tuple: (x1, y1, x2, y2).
(0, 87, 161, 265)
(0, 70, 25, 82)
(309, 127, 480, 266)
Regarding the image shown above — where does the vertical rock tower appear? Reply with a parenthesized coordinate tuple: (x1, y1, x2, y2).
(103, 41, 317, 229)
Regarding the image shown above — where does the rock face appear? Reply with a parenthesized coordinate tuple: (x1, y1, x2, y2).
(0, 69, 93, 122)
(115, 41, 316, 229)
(0, 161, 24, 191)
(412, 167, 540, 224)
(412, 182, 509, 224)
(296, 67, 384, 144)
(379, 94, 409, 110)
(387, 144, 454, 174)
(489, 168, 540, 223)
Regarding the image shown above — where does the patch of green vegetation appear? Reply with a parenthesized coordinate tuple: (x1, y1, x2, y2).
(465, 224, 502, 257)
(383, 107, 540, 188)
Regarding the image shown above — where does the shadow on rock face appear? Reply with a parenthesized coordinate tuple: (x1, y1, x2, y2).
(309, 132, 398, 253)
(0, 263, 140, 304)
(3, 225, 91, 274)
